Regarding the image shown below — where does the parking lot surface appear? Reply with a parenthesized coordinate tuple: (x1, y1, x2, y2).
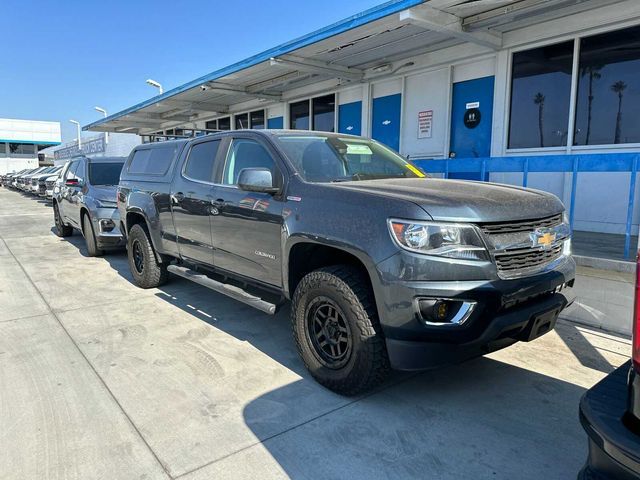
(0, 187, 632, 480)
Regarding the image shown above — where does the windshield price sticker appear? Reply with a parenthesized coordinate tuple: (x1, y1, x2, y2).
(346, 144, 373, 155)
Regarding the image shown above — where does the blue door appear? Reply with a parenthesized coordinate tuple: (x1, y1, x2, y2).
(449, 76, 494, 181)
(372, 93, 401, 151)
(267, 116, 283, 129)
(338, 101, 362, 136)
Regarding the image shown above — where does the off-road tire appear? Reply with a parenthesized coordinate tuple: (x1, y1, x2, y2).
(53, 202, 73, 237)
(127, 223, 168, 288)
(82, 213, 104, 257)
(291, 265, 390, 396)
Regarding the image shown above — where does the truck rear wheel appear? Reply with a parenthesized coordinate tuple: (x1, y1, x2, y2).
(291, 265, 390, 395)
(127, 223, 168, 288)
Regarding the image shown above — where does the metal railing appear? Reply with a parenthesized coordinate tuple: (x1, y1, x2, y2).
(412, 153, 640, 260)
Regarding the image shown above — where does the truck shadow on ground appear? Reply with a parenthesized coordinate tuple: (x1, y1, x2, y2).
(58, 231, 608, 478)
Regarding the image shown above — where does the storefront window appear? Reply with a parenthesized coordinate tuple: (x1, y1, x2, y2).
(218, 117, 231, 130)
(290, 100, 310, 130)
(8, 142, 36, 155)
(508, 41, 574, 149)
(574, 25, 640, 145)
(235, 113, 249, 129)
(250, 109, 265, 129)
(312, 94, 335, 132)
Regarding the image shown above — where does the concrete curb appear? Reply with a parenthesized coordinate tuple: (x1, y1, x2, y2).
(574, 255, 635, 273)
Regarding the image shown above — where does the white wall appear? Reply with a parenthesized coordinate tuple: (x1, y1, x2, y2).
(0, 118, 61, 144)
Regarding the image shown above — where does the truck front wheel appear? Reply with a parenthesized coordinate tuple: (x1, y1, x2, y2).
(127, 223, 168, 288)
(291, 265, 390, 395)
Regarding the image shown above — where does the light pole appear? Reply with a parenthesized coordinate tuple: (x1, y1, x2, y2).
(146, 78, 163, 94)
(94, 106, 108, 144)
(69, 119, 81, 151)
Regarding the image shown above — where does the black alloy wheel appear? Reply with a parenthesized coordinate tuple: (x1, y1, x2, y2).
(132, 239, 145, 274)
(306, 297, 353, 369)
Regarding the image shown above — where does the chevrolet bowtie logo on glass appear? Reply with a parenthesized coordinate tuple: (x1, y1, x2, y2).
(530, 229, 557, 249)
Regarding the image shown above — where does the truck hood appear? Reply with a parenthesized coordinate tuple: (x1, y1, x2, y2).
(330, 178, 564, 222)
(90, 185, 118, 203)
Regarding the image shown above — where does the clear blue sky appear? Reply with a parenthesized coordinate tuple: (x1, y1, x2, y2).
(3, 0, 380, 142)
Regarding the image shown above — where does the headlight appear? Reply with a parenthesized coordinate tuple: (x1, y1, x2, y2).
(388, 219, 489, 261)
(563, 210, 570, 226)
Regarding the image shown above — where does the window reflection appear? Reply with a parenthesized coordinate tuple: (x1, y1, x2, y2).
(508, 41, 574, 149)
(574, 25, 640, 145)
(235, 113, 249, 130)
(312, 94, 335, 132)
(290, 100, 310, 130)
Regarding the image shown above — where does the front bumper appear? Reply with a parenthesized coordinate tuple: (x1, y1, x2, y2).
(579, 362, 640, 480)
(92, 208, 125, 249)
(375, 254, 576, 370)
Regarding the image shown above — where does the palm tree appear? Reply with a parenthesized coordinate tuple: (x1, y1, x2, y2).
(534, 92, 546, 148)
(611, 80, 627, 144)
(580, 65, 602, 144)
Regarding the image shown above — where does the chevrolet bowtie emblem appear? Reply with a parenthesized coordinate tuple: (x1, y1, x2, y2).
(531, 229, 557, 249)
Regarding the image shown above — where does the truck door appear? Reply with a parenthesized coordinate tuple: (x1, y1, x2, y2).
(209, 135, 284, 287)
(449, 76, 495, 180)
(170, 138, 223, 266)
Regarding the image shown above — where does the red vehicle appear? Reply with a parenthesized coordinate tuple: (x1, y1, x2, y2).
(579, 242, 640, 479)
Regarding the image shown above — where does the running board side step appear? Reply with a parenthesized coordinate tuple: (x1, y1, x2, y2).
(167, 265, 277, 315)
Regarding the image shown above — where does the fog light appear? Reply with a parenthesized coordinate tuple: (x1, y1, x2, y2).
(99, 219, 115, 233)
(418, 298, 476, 326)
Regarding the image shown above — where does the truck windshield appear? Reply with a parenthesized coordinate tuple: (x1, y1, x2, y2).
(274, 135, 425, 182)
(89, 162, 124, 186)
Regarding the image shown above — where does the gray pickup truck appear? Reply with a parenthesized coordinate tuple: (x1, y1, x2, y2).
(117, 130, 575, 395)
(53, 155, 126, 256)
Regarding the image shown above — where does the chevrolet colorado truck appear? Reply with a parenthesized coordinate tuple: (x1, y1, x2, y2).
(117, 130, 575, 395)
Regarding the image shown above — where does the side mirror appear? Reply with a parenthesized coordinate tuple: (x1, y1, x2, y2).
(237, 168, 279, 194)
(65, 178, 79, 187)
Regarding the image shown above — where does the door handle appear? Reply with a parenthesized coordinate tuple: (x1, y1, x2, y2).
(211, 198, 225, 208)
(172, 192, 185, 204)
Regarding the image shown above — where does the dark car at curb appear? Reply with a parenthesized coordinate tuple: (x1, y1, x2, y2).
(117, 130, 576, 395)
(53, 155, 126, 256)
(578, 242, 640, 480)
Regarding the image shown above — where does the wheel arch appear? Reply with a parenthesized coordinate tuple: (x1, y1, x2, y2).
(285, 238, 382, 319)
(125, 210, 165, 263)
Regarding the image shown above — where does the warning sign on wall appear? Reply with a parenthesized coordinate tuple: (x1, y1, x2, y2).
(418, 110, 433, 139)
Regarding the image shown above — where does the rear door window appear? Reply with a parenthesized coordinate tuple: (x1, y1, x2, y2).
(183, 140, 221, 183)
(128, 145, 177, 175)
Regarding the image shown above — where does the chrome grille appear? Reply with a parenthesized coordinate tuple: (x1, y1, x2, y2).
(45, 180, 55, 188)
(480, 214, 567, 278)
(480, 214, 562, 235)
(494, 244, 563, 273)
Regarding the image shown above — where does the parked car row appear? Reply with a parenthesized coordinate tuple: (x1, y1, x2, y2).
(0, 165, 63, 199)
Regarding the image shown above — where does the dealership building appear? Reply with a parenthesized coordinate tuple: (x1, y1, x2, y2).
(40, 132, 141, 166)
(0, 118, 61, 174)
(84, 0, 640, 258)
